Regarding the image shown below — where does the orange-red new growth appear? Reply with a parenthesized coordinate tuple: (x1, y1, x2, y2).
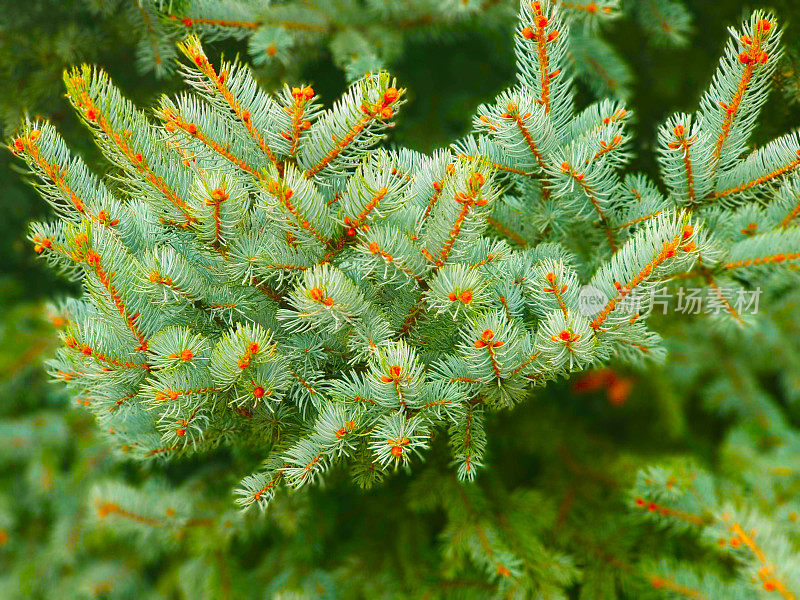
(211, 188, 229, 201)
(253, 386, 265, 398)
(474, 328, 504, 349)
(381, 365, 402, 382)
(389, 436, 410, 457)
(309, 286, 335, 306)
(384, 87, 399, 104)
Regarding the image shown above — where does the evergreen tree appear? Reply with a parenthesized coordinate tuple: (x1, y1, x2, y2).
(4, 1, 800, 598)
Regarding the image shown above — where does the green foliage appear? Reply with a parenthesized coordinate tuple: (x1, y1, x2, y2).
(4, 1, 800, 599)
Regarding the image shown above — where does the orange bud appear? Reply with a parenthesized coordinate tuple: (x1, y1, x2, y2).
(521, 27, 534, 39)
(380, 106, 394, 119)
(368, 241, 380, 254)
(266, 44, 277, 57)
(536, 15, 548, 28)
(756, 19, 771, 33)
(547, 30, 559, 42)
(176, 428, 186, 436)
(460, 289, 473, 303)
(30, 129, 41, 141)
(448, 292, 457, 301)
(384, 87, 399, 103)
(390, 446, 403, 457)
(738, 51, 751, 64)
(242, 110, 251, 122)
(253, 386, 265, 398)
(180, 349, 193, 361)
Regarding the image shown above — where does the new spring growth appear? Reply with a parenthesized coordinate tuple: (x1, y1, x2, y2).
(237, 342, 260, 369)
(474, 329, 504, 349)
(361, 87, 401, 120)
